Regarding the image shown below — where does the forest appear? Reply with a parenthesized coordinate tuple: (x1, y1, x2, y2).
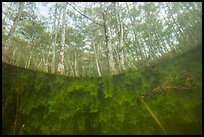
(2, 2, 202, 76)
(2, 2, 202, 135)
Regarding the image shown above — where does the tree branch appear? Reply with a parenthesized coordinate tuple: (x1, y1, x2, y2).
(68, 3, 103, 26)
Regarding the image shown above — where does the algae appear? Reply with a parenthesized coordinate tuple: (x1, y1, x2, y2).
(2, 45, 202, 135)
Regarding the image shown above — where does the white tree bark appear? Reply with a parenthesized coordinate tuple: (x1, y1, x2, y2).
(114, 3, 126, 71)
(93, 42, 102, 77)
(74, 51, 79, 77)
(26, 51, 33, 69)
(51, 4, 58, 74)
(107, 25, 118, 75)
(101, 4, 118, 75)
(119, 22, 126, 70)
(6, 3, 24, 49)
(57, 3, 67, 75)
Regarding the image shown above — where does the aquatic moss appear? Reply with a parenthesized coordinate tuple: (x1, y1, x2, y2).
(2, 45, 202, 135)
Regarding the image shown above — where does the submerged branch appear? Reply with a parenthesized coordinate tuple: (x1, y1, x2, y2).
(142, 85, 191, 98)
(137, 93, 167, 134)
(18, 124, 25, 135)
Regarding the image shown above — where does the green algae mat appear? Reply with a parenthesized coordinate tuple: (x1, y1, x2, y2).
(2, 45, 202, 135)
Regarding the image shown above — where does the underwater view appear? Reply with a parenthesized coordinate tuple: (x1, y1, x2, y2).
(2, 44, 202, 135)
(2, 2, 202, 135)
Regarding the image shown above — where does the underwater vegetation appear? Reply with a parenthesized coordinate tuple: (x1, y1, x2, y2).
(2, 45, 202, 135)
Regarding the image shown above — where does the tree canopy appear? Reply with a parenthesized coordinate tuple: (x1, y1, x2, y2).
(2, 2, 202, 77)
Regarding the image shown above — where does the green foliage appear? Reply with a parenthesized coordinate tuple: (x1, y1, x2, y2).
(2, 45, 202, 135)
(2, 2, 202, 77)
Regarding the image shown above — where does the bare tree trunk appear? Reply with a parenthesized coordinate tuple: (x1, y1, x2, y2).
(114, 3, 126, 71)
(25, 38, 36, 69)
(126, 3, 145, 60)
(6, 3, 24, 49)
(26, 51, 33, 69)
(45, 52, 50, 72)
(74, 51, 79, 77)
(51, 42, 56, 73)
(11, 48, 17, 64)
(16, 53, 21, 67)
(57, 3, 67, 75)
(106, 26, 117, 75)
(93, 42, 102, 77)
(36, 57, 43, 69)
(119, 19, 125, 70)
(82, 65, 86, 77)
(101, 4, 118, 75)
(51, 4, 59, 74)
(69, 61, 75, 77)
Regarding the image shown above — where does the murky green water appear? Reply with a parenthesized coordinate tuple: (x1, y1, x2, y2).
(2, 46, 202, 135)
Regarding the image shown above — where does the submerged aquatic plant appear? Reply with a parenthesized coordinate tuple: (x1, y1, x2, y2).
(137, 93, 167, 134)
(2, 45, 202, 135)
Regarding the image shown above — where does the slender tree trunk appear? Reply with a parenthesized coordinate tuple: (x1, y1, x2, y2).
(126, 3, 145, 60)
(101, 4, 118, 75)
(25, 38, 36, 69)
(69, 61, 75, 77)
(93, 42, 102, 77)
(106, 26, 117, 75)
(11, 48, 17, 64)
(74, 51, 79, 77)
(119, 22, 125, 70)
(57, 3, 67, 75)
(26, 45, 35, 69)
(26, 51, 33, 69)
(51, 4, 58, 74)
(16, 53, 21, 67)
(51, 43, 56, 73)
(114, 3, 126, 71)
(161, 8, 181, 52)
(6, 3, 24, 50)
(37, 58, 43, 69)
(117, 3, 125, 70)
(165, 3, 185, 35)
(82, 65, 86, 77)
(45, 53, 50, 72)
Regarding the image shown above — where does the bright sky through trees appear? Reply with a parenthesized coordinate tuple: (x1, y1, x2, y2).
(2, 2, 202, 76)
(36, 2, 50, 18)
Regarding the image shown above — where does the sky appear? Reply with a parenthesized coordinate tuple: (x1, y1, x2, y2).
(36, 2, 51, 18)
